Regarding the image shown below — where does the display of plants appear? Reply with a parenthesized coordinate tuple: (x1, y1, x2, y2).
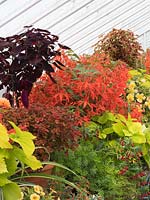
(1, 27, 150, 200)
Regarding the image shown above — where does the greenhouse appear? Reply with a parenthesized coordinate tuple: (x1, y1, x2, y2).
(0, 0, 150, 199)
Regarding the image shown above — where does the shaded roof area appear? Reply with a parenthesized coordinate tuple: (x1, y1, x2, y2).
(0, 0, 149, 54)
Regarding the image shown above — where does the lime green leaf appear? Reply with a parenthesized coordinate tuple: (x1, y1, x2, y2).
(116, 114, 127, 123)
(13, 147, 42, 170)
(2, 182, 21, 200)
(0, 158, 7, 174)
(0, 149, 9, 159)
(123, 129, 132, 137)
(9, 122, 36, 156)
(5, 153, 17, 176)
(141, 144, 149, 156)
(129, 70, 141, 76)
(143, 154, 150, 168)
(102, 127, 114, 135)
(92, 115, 107, 124)
(131, 134, 146, 144)
(141, 81, 150, 88)
(0, 174, 11, 186)
(144, 127, 150, 144)
(0, 124, 12, 149)
(99, 131, 107, 139)
(112, 122, 125, 136)
(85, 121, 98, 132)
(126, 121, 142, 134)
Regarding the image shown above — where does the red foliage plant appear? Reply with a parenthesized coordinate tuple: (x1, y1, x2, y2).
(2, 104, 81, 160)
(29, 51, 129, 124)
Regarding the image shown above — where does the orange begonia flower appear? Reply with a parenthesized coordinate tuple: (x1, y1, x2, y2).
(0, 98, 11, 108)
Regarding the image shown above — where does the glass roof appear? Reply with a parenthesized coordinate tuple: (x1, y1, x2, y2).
(0, 0, 149, 54)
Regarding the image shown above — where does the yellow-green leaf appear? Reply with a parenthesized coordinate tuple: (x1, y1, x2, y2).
(13, 147, 42, 170)
(126, 121, 142, 134)
(141, 143, 149, 156)
(131, 134, 146, 144)
(123, 129, 132, 137)
(0, 174, 11, 186)
(9, 122, 36, 156)
(112, 122, 125, 137)
(2, 182, 21, 200)
(0, 158, 8, 174)
(0, 124, 12, 149)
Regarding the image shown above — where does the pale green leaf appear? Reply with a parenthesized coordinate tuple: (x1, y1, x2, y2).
(0, 124, 12, 149)
(9, 122, 35, 156)
(122, 129, 132, 137)
(0, 149, 9, 159)
(116, 114, 127, 123)
(2, 182, 21, 200)
(5, 152, 17, 176)
(126, 121, 142, 134)
(102, 127, 114, 135)
(131, 134, 146, 144)
(0, 174, 11, 186)
(112, 122, 125, 137)
(0, 158, 7, 174)
(129, 70, 141, 76)
(13, 147, 42, 170)
(99, 131, 107, 139)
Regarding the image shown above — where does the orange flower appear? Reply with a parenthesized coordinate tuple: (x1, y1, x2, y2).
(0, 98, 11, 108)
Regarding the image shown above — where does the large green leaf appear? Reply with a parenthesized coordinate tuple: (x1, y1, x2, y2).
(9, 122, 36, 156)
(0, 158, 7, 174)
(13, 146, 42, 170)
(0, 174, 11, 186)
(126, 121, 142, 134)
(112, 122, 125, 137)
(102, 127, 114, 135)
(2, 183, 21, 200)
(5, 152, 17, 176)
(0, 124, 12, 149)
(0, 149, 9, 159)
(131, 134, 146, 144)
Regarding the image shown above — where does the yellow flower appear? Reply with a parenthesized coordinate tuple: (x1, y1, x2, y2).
(30, 193, 40, 200)
(127, 93, 134, 103)
(34, 185, 43, 194)
(128, 81, 136, 92)
(145, 100, 150, 109)
(0, 97, 11, 108)
(136, 93, 146, 103)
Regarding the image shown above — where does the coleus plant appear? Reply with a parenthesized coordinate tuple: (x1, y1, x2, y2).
(94, 29, 143, 68)
(0, 27, 69, 108)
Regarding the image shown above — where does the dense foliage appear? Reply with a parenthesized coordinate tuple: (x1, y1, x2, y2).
(94, 29, 143, 67)
(29, 51, 129, 124)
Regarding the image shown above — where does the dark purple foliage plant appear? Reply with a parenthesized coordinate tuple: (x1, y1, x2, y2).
(0, 27, 69, 107)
